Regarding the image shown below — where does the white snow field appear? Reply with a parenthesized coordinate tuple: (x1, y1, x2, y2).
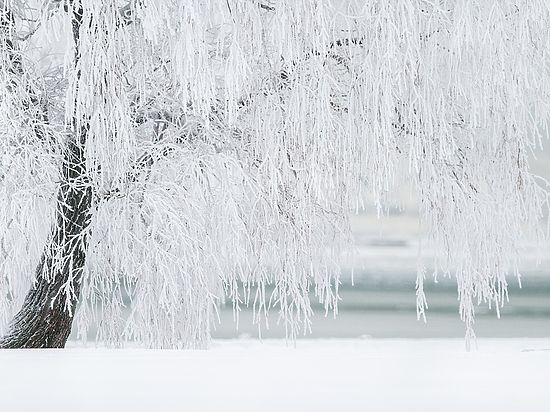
(1, 339, 549, 412)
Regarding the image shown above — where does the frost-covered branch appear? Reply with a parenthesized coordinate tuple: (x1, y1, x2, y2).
(1, 0, 549, 348)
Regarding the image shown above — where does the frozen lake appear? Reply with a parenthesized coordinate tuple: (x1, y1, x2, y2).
(67, 238, 550, 342)
(211, 237, 550, 339)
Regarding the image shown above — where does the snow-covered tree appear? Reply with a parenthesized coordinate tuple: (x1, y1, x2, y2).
(0, 0, 548, 348)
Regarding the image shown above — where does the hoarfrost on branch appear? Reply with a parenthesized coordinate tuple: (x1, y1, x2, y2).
(0, 0, 549, 347)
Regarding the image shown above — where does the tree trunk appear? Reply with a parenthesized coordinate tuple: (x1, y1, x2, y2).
(0, 2, 89, 349)
(0, 136, 91, 348)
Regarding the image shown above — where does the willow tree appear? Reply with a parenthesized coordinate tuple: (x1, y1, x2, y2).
(0, 0, 548, 348)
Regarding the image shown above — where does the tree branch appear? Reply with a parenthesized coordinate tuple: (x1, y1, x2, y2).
(0, 5, 50, 143)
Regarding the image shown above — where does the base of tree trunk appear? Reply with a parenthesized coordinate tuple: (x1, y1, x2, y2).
(0, 262, 78, 348)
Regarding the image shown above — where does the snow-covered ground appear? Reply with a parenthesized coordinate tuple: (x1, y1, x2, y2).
(1, 339, 549, 412)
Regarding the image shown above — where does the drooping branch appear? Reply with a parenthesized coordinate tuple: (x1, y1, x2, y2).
(0, 0, 92, 348)
(0, 6, 50, 143)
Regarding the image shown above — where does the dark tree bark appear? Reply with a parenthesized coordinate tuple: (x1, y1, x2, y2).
(0, 3, 90, 349)
(0, 137, 92, 348)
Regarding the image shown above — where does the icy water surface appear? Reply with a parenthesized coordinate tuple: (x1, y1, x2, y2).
(69, 237, 550, 341)
(212, 269, 550, 339)
(212, 239, 550, 339)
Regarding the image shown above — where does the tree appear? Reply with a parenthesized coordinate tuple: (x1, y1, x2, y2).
(0, 0, 548, 349)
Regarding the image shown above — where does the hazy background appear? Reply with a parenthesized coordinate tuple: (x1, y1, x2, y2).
(213, 149, 550, 339)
